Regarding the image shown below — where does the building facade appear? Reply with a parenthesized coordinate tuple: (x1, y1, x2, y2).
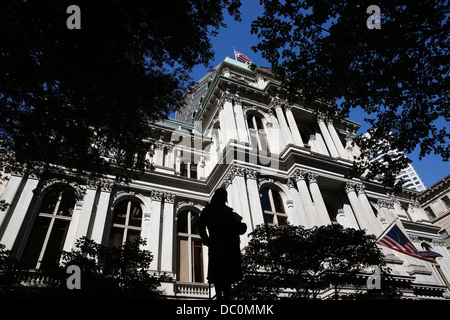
(0, 58, 449, 299)
(397, 163, 427, 192)
(419, 175, 450, 248)
(369, 143, 426, 192)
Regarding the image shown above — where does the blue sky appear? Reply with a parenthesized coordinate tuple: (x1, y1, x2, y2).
(181, 1, 449, 188)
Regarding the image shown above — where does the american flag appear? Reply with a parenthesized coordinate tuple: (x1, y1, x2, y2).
(376, 220, 442, 263)
(233, 47, 252, 63)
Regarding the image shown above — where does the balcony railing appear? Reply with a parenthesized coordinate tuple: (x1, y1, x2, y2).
(174, 281, 213, 299)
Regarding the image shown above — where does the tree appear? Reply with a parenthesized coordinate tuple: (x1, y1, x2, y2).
(251, 0, 449, 188)
(0, 244, 20, 289)
(233, 224, 398, 300)
(61, 236, 169, 299)
(0, 0, 242, 181)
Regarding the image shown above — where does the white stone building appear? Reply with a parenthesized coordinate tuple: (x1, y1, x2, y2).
(0, 57, 449, 299)
(419, 175, 450, 248)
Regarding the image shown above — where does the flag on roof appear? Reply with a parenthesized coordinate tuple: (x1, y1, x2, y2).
(376, 220, 442, 263)
(233, 47, 252, 63)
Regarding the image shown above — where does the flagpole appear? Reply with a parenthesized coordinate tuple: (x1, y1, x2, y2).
(233, 46, 237, 61)
(375, 217, 398, 242)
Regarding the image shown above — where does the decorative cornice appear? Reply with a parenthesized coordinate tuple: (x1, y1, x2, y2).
(377, 198, 395, 209)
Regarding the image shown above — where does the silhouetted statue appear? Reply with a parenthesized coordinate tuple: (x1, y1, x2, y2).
(199, 188, 247, 300)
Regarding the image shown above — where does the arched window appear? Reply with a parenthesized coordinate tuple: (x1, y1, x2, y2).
(247, 113, 270, 154)
(108, 199, 142, 248)
(21, 187, 76, 269)
(259, 187, 287, 226)
(176, 209, 204, 283)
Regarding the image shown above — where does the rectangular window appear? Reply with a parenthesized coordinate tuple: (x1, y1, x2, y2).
(177, 237, 189, 282)
(41, 219, 70, 269)
(442, 195, 450, 210)
(192, 239, 204, 283)
(424, 207, 436, 220)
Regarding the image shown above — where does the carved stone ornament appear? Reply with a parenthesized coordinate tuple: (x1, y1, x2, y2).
(286, 178, 295, 189)
(245, 168, 258, 179)
(377, 198, 395, 209)
(164, 192, 175, 203)
(291, 169, 307, 181)
(218, 92, 234, 107)
(356, 183, 366, 195)
(308, 172, 318, 183)
(345, 182, 356, 193)
(150, 190, 164, 201)
(317, 113, 328, 123)
(41, 178, 87, 201)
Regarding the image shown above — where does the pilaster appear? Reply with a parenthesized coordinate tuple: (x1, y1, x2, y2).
(0, 174, 40, 250)
(90, 180, 113, 245)
(160, 192, 175, 274)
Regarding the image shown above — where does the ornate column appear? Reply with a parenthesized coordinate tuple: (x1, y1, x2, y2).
(356, 183, 382, 235)
(165, 144, 175, 169)
(160, 192, 175, 274)
(284, 105, 304, 147)
(154, 142, 165, 166)
(0, 174, 24, 231)
(317, 114, 340, 158)
(245, 168, 265, 227)
(72, 185, 97, 245)
(271, 98, 294, 146)
(345, 182, 371, 232)
(377, 198, 396, 226)
(287, 178, 309, 227)
(308, 134, 318, 153)
(308, 173, 331, 226)
(291, 169, 318, 227)
(327, 119, 349, 159)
